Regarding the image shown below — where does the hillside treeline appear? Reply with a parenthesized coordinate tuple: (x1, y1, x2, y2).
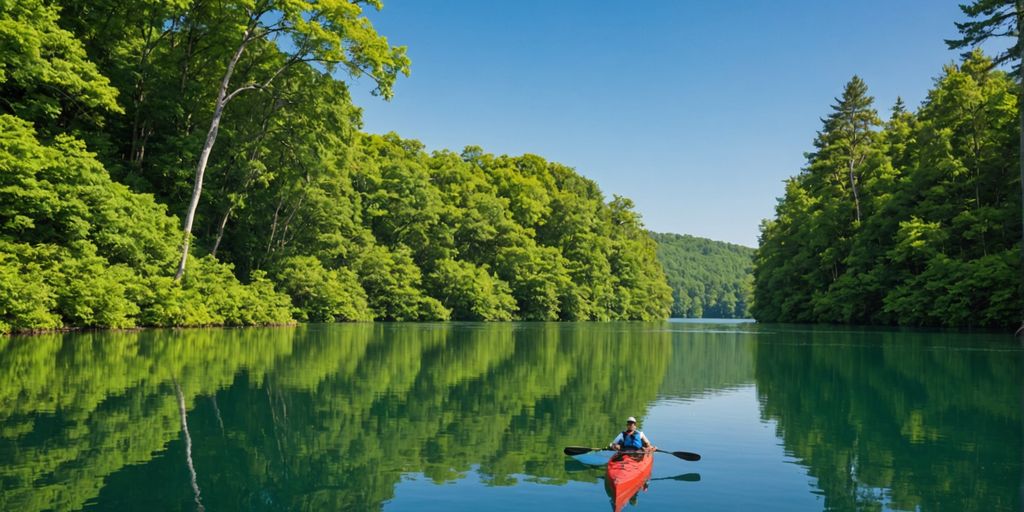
(652, 232, 753, 318)
(0, 0, 671, 333)
(754, 50, 1021, 328)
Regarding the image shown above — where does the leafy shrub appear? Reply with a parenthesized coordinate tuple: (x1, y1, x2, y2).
(427, 259, 516, 321)
(354, 244, 449, 321)
(0, 114, 294, 332)
(273, 255, 373, 322)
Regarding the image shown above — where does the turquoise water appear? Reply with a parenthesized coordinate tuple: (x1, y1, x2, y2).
(0, 321, 1019, 511)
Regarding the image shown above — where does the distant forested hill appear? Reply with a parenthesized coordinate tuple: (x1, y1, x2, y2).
(651, 233, 754, 318)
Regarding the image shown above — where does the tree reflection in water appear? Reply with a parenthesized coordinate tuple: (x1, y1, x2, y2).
(0, 323, 1017, 511)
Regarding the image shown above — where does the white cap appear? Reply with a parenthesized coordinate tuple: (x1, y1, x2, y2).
(626, 416, 637, 423)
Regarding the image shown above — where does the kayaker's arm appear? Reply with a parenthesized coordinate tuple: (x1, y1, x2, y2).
(609, 433, 624, 451)
(641, 433, 656, 452)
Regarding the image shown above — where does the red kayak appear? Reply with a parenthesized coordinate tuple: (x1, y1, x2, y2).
(605, 451, 653, 511)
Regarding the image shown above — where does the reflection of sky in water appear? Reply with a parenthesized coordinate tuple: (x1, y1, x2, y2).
(385, 387, 823, 511)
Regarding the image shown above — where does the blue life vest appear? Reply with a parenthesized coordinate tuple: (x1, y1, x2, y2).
(620, 430, 644, 450)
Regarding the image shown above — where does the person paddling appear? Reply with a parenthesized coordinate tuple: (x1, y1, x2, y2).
(609, 417, 656, 452)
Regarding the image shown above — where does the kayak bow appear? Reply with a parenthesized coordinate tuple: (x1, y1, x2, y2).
(604, 451, 653, 511)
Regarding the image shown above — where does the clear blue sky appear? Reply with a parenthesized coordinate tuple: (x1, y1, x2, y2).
(347, 1, 984, 247)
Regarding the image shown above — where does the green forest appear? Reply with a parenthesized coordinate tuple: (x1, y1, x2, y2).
(651, 232, 754, 318)
(0, 0, 675, 333)
(5, 0, 1020, 333)
(753, 49, 1021, 328)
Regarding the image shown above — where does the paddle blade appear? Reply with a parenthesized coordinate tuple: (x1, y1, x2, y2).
(673, 451, 701, 461)
(651, 471, 702, 483)
(563, 446, 601, 456)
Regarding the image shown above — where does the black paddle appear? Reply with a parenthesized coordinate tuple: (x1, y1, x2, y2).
(656, 448, 701, 462)
(563, 446, 701, 461)
(563, 446, 610, 456)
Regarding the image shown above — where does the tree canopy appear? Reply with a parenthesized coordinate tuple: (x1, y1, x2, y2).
(0, 0, 672, 332)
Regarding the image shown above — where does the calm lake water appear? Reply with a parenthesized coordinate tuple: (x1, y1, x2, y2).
(0, 321, 1019, 511)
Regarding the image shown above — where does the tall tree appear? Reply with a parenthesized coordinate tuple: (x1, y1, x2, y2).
(811, 76, 882, 224)
(947, 0, 1024, 331)
(761, 77, 884, 322)
(173, 0, 410, 280)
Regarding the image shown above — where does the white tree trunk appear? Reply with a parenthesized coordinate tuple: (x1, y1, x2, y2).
(174, 31, 250, 281)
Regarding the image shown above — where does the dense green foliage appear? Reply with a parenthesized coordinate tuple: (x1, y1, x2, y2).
(754, 51, 1022, 328)
(651, 232, 754, 318)
(0, 0, 671, 332)
(947, 0, 1024, 329)
(0, 114, 293, 332)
